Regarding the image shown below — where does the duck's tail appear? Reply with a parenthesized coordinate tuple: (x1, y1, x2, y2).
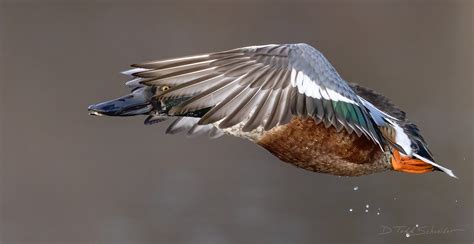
(349, 83, 457, 178)
(360, 98, 456, 178)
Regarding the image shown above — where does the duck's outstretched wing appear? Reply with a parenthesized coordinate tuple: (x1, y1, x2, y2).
(125, 43, 384, 147)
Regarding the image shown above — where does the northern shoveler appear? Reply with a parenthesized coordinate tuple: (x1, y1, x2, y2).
(88, 43, 455, 178)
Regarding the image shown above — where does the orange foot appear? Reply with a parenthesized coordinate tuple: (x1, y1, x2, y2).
(391, 149, 433, 174)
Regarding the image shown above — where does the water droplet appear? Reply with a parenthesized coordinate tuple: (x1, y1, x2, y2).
(415, 224, 419, 228)
(349, 208, 353, 212)
(455, 199, 458, 203)
(376, 212, 380, 215)
(366, 204, 370, 208)
(353, 186, 358, 191)
(365, 209, 368, 213)
(405, 233, 410, 238)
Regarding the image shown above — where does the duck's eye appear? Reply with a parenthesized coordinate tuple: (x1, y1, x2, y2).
(161, 86, 170, 92)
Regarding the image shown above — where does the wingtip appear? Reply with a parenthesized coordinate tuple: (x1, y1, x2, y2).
(444, 169, 458, 179)
(433, 165, 458, 179)
(413, 153, 458, 179)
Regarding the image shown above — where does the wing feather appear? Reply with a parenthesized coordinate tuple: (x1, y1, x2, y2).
(219, 67, 279, 128)
(165, 117, 223, 138)
(129, 43, 384, 147)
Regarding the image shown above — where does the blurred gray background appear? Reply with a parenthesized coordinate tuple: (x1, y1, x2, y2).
(0, 0, 473, 243)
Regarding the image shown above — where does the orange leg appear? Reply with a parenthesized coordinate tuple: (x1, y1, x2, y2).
(391, 149, 433, 174)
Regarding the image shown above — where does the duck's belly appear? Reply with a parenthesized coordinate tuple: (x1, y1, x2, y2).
(220, 117, 391, 176)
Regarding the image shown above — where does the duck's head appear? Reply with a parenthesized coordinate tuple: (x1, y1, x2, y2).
(88, 86, 155, 116)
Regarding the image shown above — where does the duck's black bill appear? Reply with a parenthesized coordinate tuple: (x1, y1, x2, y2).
(88, 87, 154, 117)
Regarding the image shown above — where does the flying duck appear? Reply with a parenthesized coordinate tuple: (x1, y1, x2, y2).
(88, 43, 455, 178)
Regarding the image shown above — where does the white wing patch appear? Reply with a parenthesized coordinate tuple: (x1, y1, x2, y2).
(391, 122, 413, 155)
(303, 73, 322, 99)
(326, 88, 357, 104)
(319, 88, 330, 100)
(291, 69, 358, 102)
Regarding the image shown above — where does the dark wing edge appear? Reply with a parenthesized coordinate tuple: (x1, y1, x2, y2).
(349, 82, 406, 120)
